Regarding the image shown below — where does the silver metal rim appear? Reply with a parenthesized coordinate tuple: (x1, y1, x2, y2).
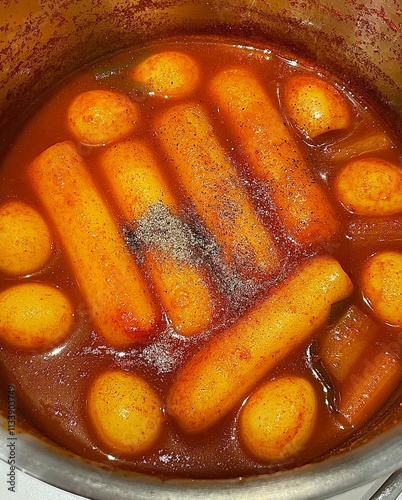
(1, 417, 402, 500)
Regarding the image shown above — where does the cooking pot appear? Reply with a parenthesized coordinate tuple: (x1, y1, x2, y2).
(1, 1, 402, 498)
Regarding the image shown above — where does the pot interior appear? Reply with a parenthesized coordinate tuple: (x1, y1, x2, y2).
(1, 0, 402, 136)
(1, 0, 402, 498)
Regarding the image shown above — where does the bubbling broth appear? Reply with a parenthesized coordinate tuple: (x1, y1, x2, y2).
(0, 36, 402, 479)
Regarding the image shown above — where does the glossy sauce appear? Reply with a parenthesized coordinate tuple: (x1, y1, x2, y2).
(0, 36, 402, 478)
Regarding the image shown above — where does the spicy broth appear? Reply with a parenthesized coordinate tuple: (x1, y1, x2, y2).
(0, 36, 401, 478)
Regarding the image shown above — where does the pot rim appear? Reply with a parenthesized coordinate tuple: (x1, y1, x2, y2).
(1, 415, 402, 500)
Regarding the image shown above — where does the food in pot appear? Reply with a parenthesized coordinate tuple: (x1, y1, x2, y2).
(99, 138, 215, 336)
(167, 255, 352, 434)
(0, 201, 53, 276)
(67, 89, 140, 145)
(0, 283, 73, 351)
(156, 102, 281, 279)
(29, 141, 159, 347)
(209, 66, 340, 245)
(334, 157, 402, 215)
(238, 376, 318, 462)
(361, 251, 402, 326)
(129, 51, 200, 99)
(283, 74, 352, 138)
(87, 369, 164, 455)
(0, 36, 401, 478)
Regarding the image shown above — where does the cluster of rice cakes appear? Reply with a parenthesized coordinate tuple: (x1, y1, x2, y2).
(0, 38, 401, 477)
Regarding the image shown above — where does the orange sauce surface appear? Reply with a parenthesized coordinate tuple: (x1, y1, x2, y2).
(0, 36, 401, 478)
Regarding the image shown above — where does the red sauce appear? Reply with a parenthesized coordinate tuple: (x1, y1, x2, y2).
(0, 36, 401, 479)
